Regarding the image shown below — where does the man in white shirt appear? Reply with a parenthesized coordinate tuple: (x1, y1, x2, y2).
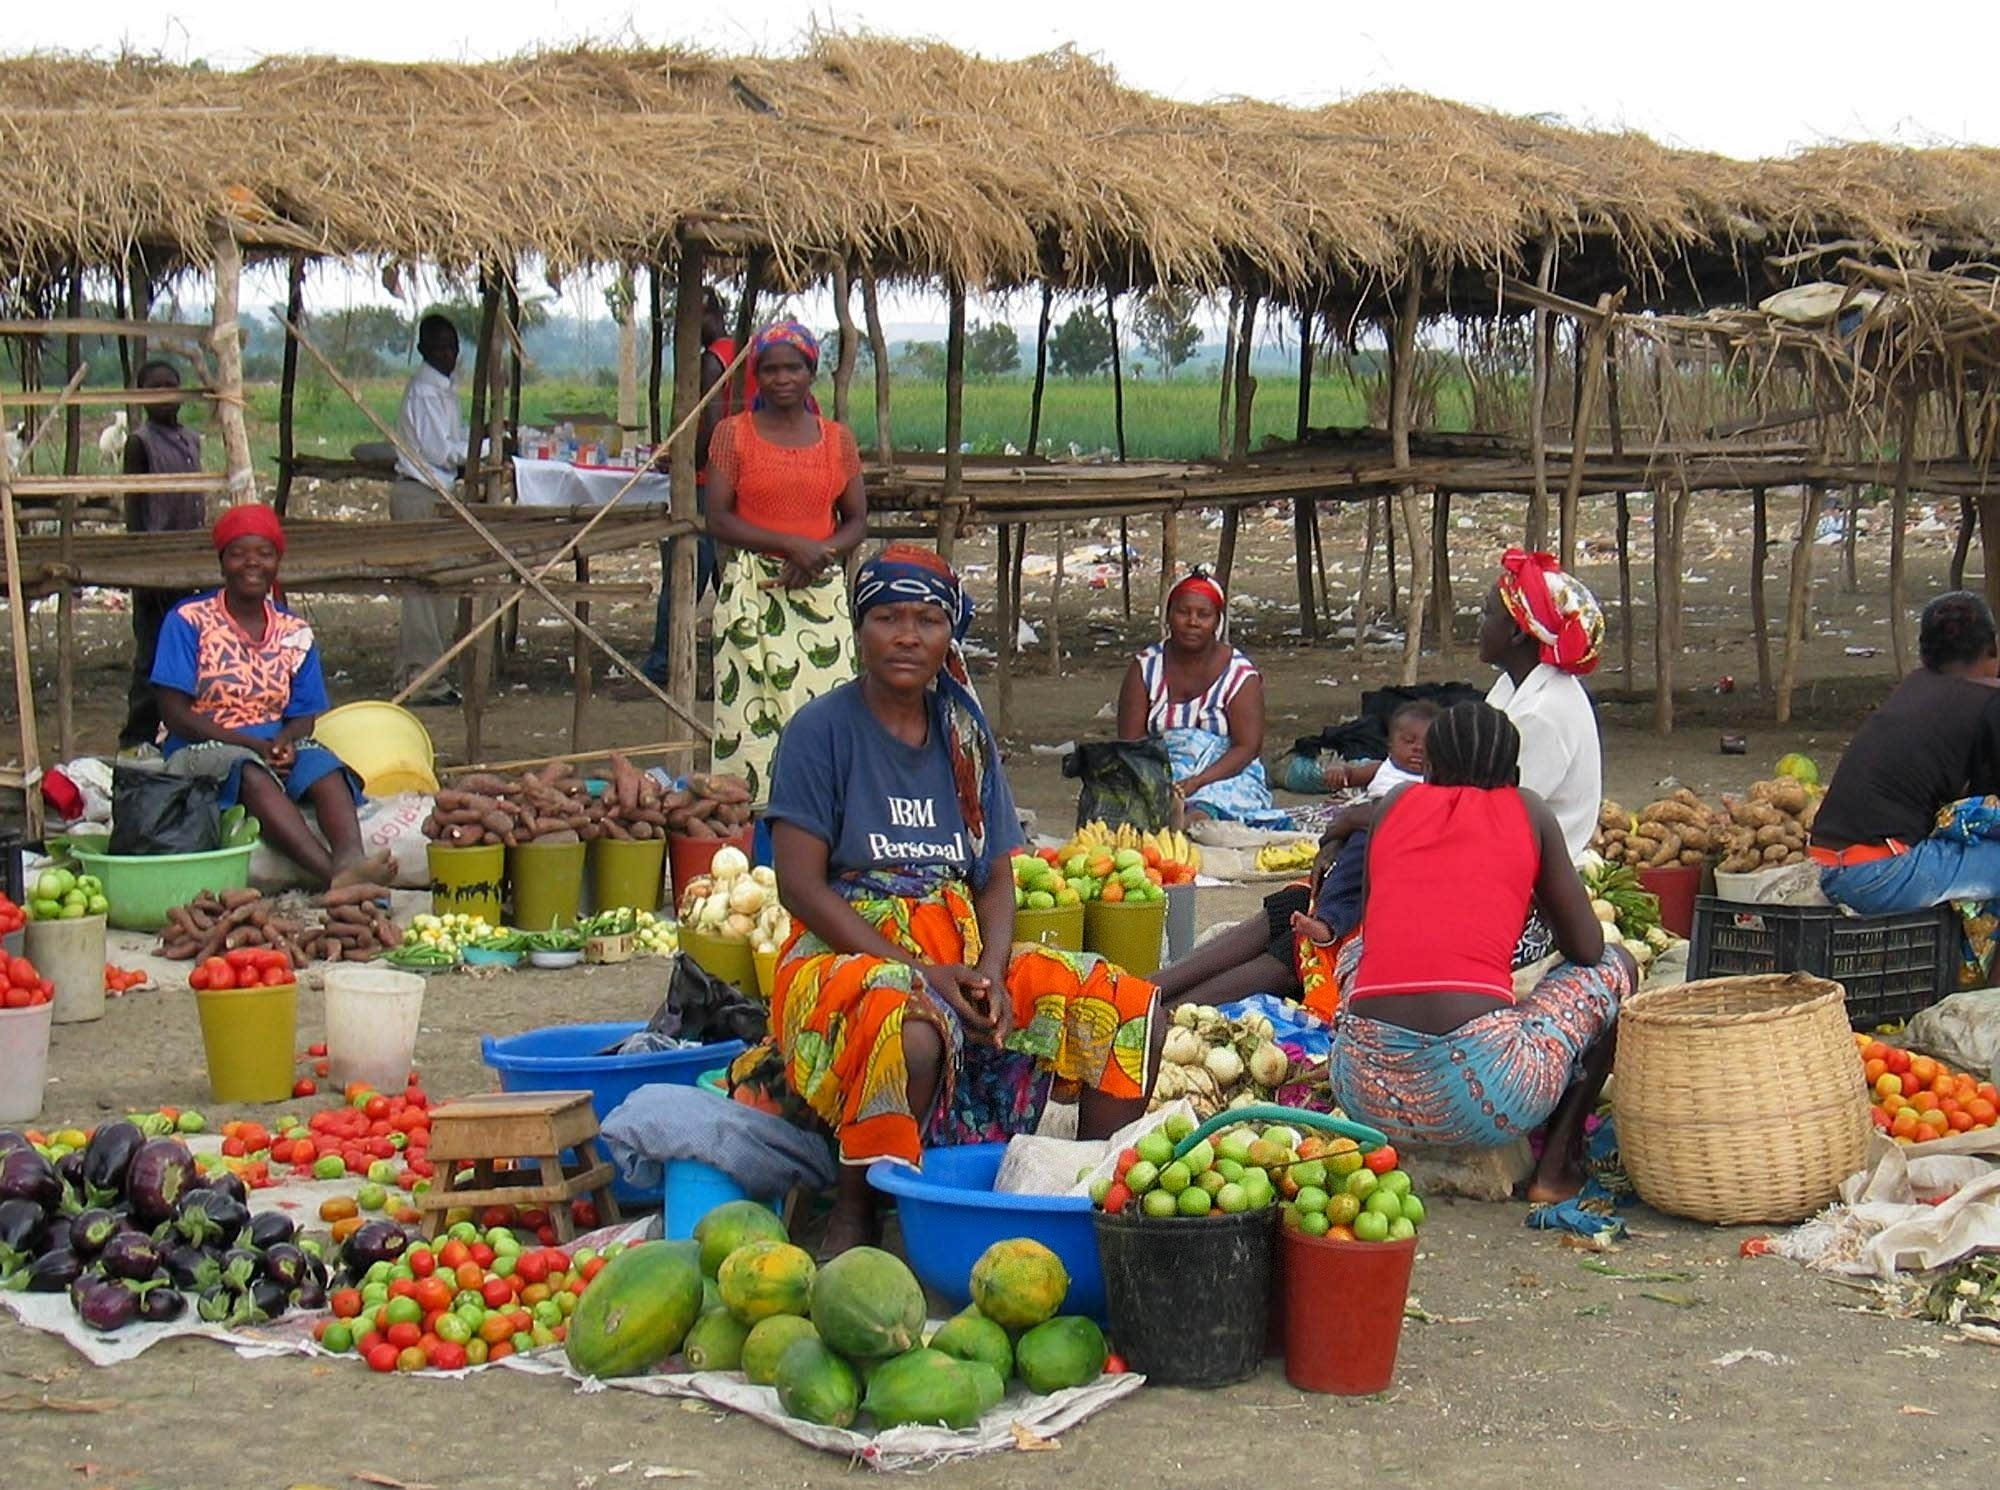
(1477, 550, 1606, 862)
(391, 314, 468, 705)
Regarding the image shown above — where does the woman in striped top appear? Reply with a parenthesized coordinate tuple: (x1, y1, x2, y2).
(1115, 571, 1287, 827)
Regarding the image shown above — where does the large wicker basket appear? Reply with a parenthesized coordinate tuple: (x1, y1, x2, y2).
(1612, 973, 1868, 1225)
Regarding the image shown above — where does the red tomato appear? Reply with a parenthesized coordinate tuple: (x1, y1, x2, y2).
(480, 1277, 514, 1309)
(188, 968, 209, 991)
(478, 1206, 515, 1230)
(9, 956, 38, 987)
(364, 1095, 392, 1121)
(262, 966, 290, 986)
(270, 1139, 296, 1164)
(2, 986, 28, 1009)
(535, 1225, 558, 1247)
(366, 1343, 400, 1373)
(220, 1137, 246, 1158)
(385, 1321, 422, 1350)
(355, 1329, 383, 1356)
(1363, 1145, 1400, 1176)
(429, 1341, 468, 1372)
(438, 1240, 470, 1270)
(388, 1278, 418, 1301)
(513, 1251, 550, 1286)
(570, 1199, 599, 1230)
(1105, 1352, 1129, 1374)
(408, 1248, 437, 1278)
(580, 1256, 606, 1283)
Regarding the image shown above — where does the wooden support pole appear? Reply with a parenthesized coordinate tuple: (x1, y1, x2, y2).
(1651, 482, 1683, 734)
(506, 281, 524, 469)
(938, 281, 967, 563)
(62, 275, 81, 478)
(463, 276, 499, 502)
(995, 523, 1014, 734)
(1750, 487, 1772, 699)
(1616, 491, 1634, 687)
(1605, 328, 1625, 459)
(1158, 510, 1178, 624)
(1890, 393, 1916, 676)
(1842, 484, 1861, 594)
(1951, 395, 1976, 591)
(1353, 494, 1379, 660)
(860, 269, 894, 468)
(207, 224, 255, 503)
(1296, 305, 1315, 441)
(647, 265, 666, 445)
(275, 253, 306, 515)
(667, 244, 707, 772)
(463, 275, 512, 762)
(570, 553, 592, 751)
(730, 251, 765, 410)
(1107, 289, 1127, 464)
(1293, 492, 1319, 640)
(1230, 290, 1259, 467)
(1525, 235, 1556, 550)
(832, 260, 859, 428)
(57, 274, 81, 763)
(1217, 290, 1237, 460)
(1430, 488, 1452, 661)
(1383, 492, 1399, 620)
(615, 268, 639, 439)
(0, 387, 45, 839)
(1980, 492, 2000, 621)
(1777, 484, 1820, 725)
(1050, 522, 1065, 676)
(1027, 281, 1053, 458)
(1390, 265, 1430, 684)
(1559, 293, 1618, 566)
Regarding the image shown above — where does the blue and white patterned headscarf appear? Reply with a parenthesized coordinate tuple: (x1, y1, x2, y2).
(853, 545, 993, 868)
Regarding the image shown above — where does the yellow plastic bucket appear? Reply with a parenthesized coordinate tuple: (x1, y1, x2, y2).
(683, 928, 757, 993)
(1084, 898, 1167, 977)
(590, 837, 667, 913)
(1014, 903, 1085, 952)
(428, 843, 506, 924)
(312, 701, 439, 796)
(195, 982, 299, 1103)
(753, 946, 779, 999)
(509, 840, 586, 932)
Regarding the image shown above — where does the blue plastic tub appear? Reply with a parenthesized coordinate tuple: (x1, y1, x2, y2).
(480, 1022, 746, 1206)
(663, 1159, 780, 1240)
(868, 1143, 1105, 1322)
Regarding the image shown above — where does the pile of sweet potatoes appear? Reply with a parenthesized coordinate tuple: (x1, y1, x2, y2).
(664, 773, 753, 840)
(156, 884, 402, 965)
(423, 763, 600, 848)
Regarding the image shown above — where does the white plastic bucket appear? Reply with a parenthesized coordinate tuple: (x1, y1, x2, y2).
(0, 1000, 54, 1123)
(323, 966, 426, 1094)
(24, 914, 107, 1025)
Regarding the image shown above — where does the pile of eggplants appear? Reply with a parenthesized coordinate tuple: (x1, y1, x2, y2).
(0, 1125, 327, 1332)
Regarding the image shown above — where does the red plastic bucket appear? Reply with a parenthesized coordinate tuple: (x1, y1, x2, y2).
(1279, 1226, 1417, 1394)
(666, 828, 755, 911)
(1638, 864, 1702, 940)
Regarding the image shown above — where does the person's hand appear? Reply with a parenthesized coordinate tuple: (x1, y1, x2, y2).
(974, 962, 1015, 1047)
(777, 558, 817, 590)
(235, 735, 277, 764)
(1290, 910, 1336, 946)
(786, 537, 840, 577)
(268, 740, 297, 772)
(919, 963, 994, 1035)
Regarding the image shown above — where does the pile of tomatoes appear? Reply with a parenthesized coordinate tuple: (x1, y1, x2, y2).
(0, 892, 25, 938)
(287, 1080, 436, 1189)
(103, 964, 150, 997)
(1857, 1034, 2000, 1143)
(2, 953, 53, 1009)
(188, 947, 294, 991)
(314, 1227, 617, 1372)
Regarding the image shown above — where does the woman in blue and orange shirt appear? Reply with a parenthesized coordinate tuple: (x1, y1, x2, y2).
(151, 505, 386, 888)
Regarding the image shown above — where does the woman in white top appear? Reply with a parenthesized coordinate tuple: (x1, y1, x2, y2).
(1475, 548, 1605, 863)
(1116, 571, 1287, 826)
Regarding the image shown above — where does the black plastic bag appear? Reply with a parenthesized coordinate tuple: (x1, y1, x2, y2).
(1063, 738, 1175, 831)
(109, 766, 220, 857)
(631, 954, 770, 1048)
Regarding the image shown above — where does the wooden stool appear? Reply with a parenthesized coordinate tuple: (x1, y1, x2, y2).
(414, 1090, 621, 1241)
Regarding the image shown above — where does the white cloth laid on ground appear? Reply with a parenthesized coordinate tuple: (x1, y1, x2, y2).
(511, 457, 670, 509)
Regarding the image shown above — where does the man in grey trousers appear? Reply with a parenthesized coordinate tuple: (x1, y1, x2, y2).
(392, 314, 468, 705)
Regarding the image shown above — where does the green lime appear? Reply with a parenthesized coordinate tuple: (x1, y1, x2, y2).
(1352, 1210, 1391, 1243)
(1158, 1160, 1191, 1195)
(1400, 1194, 1427, 1226)
(1124, 1160, 1159, 1195)
(1377, 1169, 1412, 1198)
(1141, 1189, 1178, 1219)
(1176, 1185, 1212, 1217)
(1293, 1185, 1329, 1216)
(1214, 1182, 1249, 1214)
(1135, 1132, 1174, 1167)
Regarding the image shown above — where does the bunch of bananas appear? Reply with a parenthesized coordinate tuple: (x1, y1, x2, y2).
(1254, 838, 1320, 874)
(1070, 820, 1201, 872)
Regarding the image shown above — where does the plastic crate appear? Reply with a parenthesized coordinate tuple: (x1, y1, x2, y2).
(1689, 895, 1957, 1029)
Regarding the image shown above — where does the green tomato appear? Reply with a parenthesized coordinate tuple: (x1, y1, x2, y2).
(555, 1291, 577, 1318)
(389, 1264, 414, 1284)
(1399, 1194, 1427, 1227)
(602, 1242, 627, 1259)
(435, 1313, 473, 1345)
(488, 1252, 517, 1279)
(312, 1155, 345, 1181)
(449, 1221, 478, 1243)
(367, 1160, 399, 1185)
(483, 1226, 515, 1252)
(570, 1247, 598, 1267)
(175, 1111, 206, 1134)
(361, 1284, 389, 1309)
(384, 1295, 423, 1327)
(364, 1261, 395, 1286)
(356, 1183, 388, 1212)
(320, 1321, 354, 1353)
(532, 1299, 563, 1330)
(511, 1331, 535, 1354)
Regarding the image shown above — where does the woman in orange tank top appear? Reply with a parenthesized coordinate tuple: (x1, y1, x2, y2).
(1330, 702, 1635, 1203)
(706, 319, 870, 804)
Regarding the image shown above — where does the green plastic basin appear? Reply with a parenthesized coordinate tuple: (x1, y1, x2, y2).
(71, 843, 256, 931)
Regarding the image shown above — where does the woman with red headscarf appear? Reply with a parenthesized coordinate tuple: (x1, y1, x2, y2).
(1116, 570, 1286, 826)
(150, 505, 384, 888)
(1476, 548, 1605, 863)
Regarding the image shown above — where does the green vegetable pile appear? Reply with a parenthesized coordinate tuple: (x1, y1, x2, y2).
(384, 943, 456, 971)
(581, 908, 640, 937)
(523, 928, 585, 953)
(1580, 859, 1662, 942)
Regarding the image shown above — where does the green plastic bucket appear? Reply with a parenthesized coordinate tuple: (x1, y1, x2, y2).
(589, 837, 667, 913)
(1084, 898, 1167, 976)
(1014, 902, 1085, 952)
(508, 841, 586, 932)
(195, 982, 299, 1103)
(72, 844, 254, 932)
(428, 842, 506, 924)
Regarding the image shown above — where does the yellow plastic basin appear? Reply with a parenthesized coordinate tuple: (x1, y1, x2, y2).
(312, 700, 438, 796)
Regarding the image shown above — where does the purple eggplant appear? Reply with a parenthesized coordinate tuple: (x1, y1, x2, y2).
(80, 1122, 144, 1206)
(53, 1150, 88, 1209)
(291, 1276, 326, 1313)
(246, 1276, 288, 1322)
(260, 1242, 307, 1292)
(23, 1246, 81, 1292)
(41, 1216, 71, 1256)
(0, 1147, 60, 1212)
(0, 1197, 45, 1263)
(136, 1283, 186, 1324)
(172, 1188, 249, 1248)
(69, 1207, 123, 1258)
(218, 1247, 261, 1292)
(123, 1139, 196, 1226)
(74, 1275, 138, 1332)
(98, 1229, 161, 1282)
(246, 1211, 295, 1250)
(0, 1130, 28, 1154)
(200, 1171, 249, 1208)
(195, 1285, 233, 1324)
(158, 1241, 219, 1292)
(340, 1220, 410, 1275)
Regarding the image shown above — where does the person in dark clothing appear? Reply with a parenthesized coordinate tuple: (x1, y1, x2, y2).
(119, 359, 206, 750)
(1813, 590, 2000, 913)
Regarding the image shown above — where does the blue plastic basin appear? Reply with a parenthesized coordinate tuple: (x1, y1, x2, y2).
(868, 1143, 1105, 1322)
(480, 1021, 746, 1206)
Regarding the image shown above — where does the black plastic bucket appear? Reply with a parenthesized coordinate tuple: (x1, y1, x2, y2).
(1094, 1205, 1276, 1387)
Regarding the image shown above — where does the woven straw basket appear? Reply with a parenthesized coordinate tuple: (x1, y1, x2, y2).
(1612, 973, 1869, 1225)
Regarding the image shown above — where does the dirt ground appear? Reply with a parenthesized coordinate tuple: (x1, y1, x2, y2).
(5, 484, 1995, 1487)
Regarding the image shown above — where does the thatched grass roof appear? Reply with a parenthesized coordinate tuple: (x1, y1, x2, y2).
(1, 36, 1996, 310)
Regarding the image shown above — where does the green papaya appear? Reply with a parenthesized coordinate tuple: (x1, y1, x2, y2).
(774, 1338, 860, 1428)
(682, 1308, 751, 1372)
(809, 1246, 926, 1361)
(742, 1314, 820, 1386)
(862, 1348, 983, 1430)
(1014, 1316, 1108, 1394)
(927, 1313, 1013, 1380)
(962, 1359, 1006, 1414)
(693, 1199, 789, 1278)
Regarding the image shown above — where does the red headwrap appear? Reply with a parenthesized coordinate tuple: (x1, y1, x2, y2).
(1498, 548, 1604, 675)
(1168, 571, 1225, 615)
(212, 503, 286, 558)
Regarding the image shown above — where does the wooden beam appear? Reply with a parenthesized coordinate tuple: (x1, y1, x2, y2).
(1559, 292, 1619, 565)
(1293, 306, 1318, 639)
(938, 280, 967, 563)
(56, 275, 80, 763)
(4, 385, 215, 407)
(646, 264, 666, 445)
(9, 472, 232, 497)
(1217, 289, 1236, 461)
(1776, 484, 1820, 725)
(1525, 237, 1556, 550)
(1107, 288, 1127, 464)
(1296, 305, 1315, 441)
(570, 553, 592, 751)
(730, 251, 765, 410)
(860, 269, 894, 470)
(1890, 393, 1916, 676)
(0, 318, 208, 340)
(1391, 264, 1430, 684)
(1616, 491, 1635, 688)
(1750, 487, 1771, 698)
(1352, 492, 1378, 661)
(831, 259, 859, 428)
(1652, 482, 1682, 734)
(462, 277, 499, 503)
(1026, 281, 1053, 459)
(463, 274, 512, 762)
(667, 243, 707, 773)
(274, 253, 306, 515)
(0, 386, 44, 839)
(1430, 488, 1452, 661)
(207, 224, 256, 502)
(995, 523, 1015, 735)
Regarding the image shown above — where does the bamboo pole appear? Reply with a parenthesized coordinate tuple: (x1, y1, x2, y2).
(0, 385, 45, 838)
(860, 269, 894, 469)
(1383, 492, 1399, 620)
(938, 281, 967, 564)
(615, 268, 639, 439)
(462, 277, 499, 502)
(647, 264, 665, 445)
(832, 260, 859, 427)
(1890, 393, 1916, 676)
(1026, 281, 1053, 459)
(1391, 266, 1430, 684)
(463, 276, 513, 762)
(1525, 235, 1556, 550)
(667, 244, 708, 771)
(1051, 522, 1065, 676)
(275, 254, 306, 515)
(1777, 484, 1820, 725)
(1217, 290, 1259, 592)
(1652, 483, 1677, 734)
(1750, 487, 1772, 698)
(207, 224, 255, 503)
(570, 553, 592, 751)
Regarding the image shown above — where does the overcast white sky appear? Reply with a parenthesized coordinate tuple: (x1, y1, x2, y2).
(18, 2, 1997, 332)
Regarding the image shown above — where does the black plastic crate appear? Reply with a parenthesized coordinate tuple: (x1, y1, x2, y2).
(1689, 895, 1958, 1030)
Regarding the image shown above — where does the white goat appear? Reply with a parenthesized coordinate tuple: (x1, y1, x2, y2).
(98, 410, 128, 469)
